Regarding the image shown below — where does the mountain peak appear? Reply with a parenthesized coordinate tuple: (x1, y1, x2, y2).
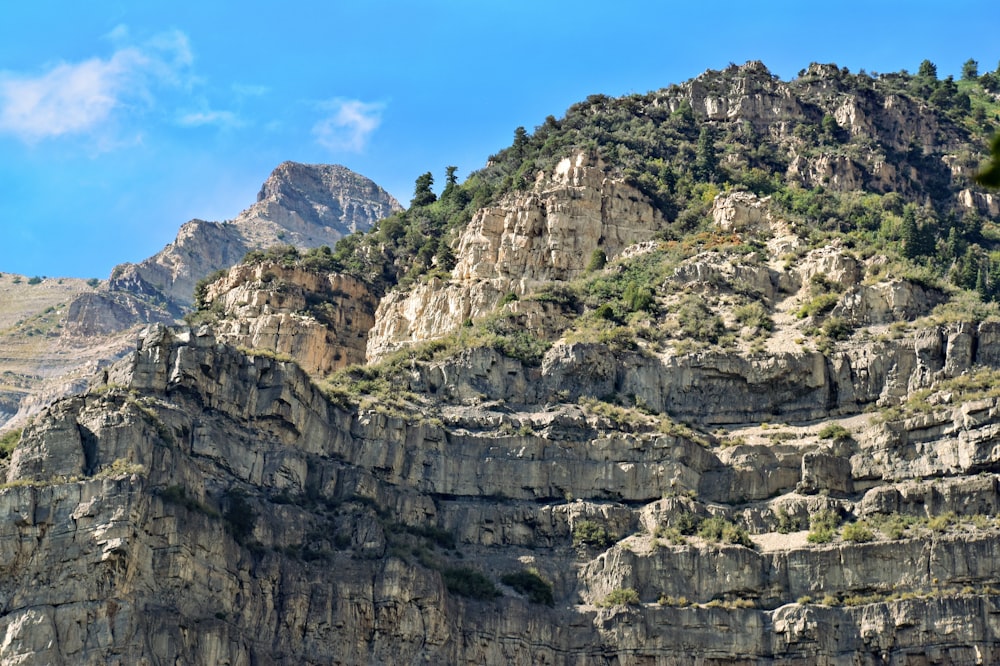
(255, 161, 402, 232)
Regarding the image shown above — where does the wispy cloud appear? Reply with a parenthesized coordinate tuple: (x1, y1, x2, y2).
(313, 98, 384, 152)
(0, 28, 192, 142)
(176, 109, 242, 128)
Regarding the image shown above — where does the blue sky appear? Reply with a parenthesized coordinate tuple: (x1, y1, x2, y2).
(2, 1, 999, 278)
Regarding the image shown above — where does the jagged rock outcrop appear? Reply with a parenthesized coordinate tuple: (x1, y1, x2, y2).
(959, 187, 1000, 216)
(107, 219, 248, 308)
(367, 153, 664, 360)
(712, 190, 774, 234)
(204, 262, 378, 375)
(660, 60, 966, 198)
(834, 280, 948, 326)
(61, 292, 178, 337)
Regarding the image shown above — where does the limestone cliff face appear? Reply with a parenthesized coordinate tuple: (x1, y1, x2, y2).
(666, 61, 966, 196)
(4, 324, 1000, 664)
(367, 153, 664, 360)
(107, 219, 248, 309)
(204, 261, 378, 375)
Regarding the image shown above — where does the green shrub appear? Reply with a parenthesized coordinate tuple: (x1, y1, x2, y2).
(27, 276, 42, 285)
(697, 516, 754, 548)
(399, 523, 456, 550)
(224, 489, 256, 544)
(658, 593, 690, 606)
(841, 521, 874, 543)
(0, 429, 22, 459)
(442, 567, 500, 600)
(623, 283, 655, 313)
(822, 315, 853, 340)
(599, 587, 641, 607)
(498, 291, 519, 306)
(595, 302, 620, 323)
(869, 513, 917, 540)
(810, 508, 841, 531)
(530, 283, 580, 308)
(927, 512, 955, 532)
(95, 458, 145, 478)
(158, 485, 219, 517)
(676, 295, 724, 343)
(796, 292, 840, 318)
(733, 301, 773, 331)
(653, 526, 687, 545)
(775, 506, 803, 533)
(587, 249, 607, 271)
(675, 512, 702, 535)
(807, 508, 841, 543)
(501, 569, 554, 606)
(573, 520, 612, 548)
(817, 423, 852, 441)
(299, 245, 339, 273)
(192, 269, 229, 309)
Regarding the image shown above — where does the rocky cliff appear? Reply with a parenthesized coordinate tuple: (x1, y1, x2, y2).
(204, 261, 378, 375)
(367, 152, 664, 360)
(2, 60, 1000, 664)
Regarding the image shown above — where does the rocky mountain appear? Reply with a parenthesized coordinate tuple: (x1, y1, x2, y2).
(106, 161, 402, 310)
(2, 60, 1000, 663)
(0, 163, 400, 431)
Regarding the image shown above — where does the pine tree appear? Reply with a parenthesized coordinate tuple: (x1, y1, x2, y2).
(411, 172, 436, 207)
(695, 125, 719, 183)
(442, 166, 458, 200)
(512, 126, 529, 159)
(901, 206, 924, 259)
(962, 58, 979, 80)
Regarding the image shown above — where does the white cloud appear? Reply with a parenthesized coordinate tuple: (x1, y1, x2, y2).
(0, 29, 193, 142)
(313, 98, 384, 152)
(176, 109, 241, 128)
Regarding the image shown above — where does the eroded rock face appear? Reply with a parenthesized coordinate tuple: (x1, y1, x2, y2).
(5, 324, 1000, 664)
(712, 190, 773, 234)
(959, 188, 1000, 216)
(62, 292, 179, 337)
(367, 153, 664, 361)
(107, 219, 249, 310)
(835, 279, 948, 326)
(204, 262, 378, 375)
